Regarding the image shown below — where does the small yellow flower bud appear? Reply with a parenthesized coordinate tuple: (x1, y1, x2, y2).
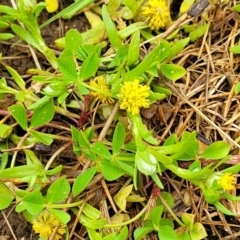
(45, 0, 59, 13)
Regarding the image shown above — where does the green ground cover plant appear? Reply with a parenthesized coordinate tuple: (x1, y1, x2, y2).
(1, 0, 240, 239)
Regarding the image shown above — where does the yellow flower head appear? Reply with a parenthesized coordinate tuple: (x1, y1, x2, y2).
(117, 79, 150, 115)
(219, 173, 235, 191)
(142, 0, 171, 30)
(89, 76, 114, 104)
(32, 211, 66, 240)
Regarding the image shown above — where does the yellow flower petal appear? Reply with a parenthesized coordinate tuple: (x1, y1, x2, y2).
(89, 76, 114, 104)
(117, 80, 150, 115)
(32, 211, 66, 240)
(45, 0, 59, 13)
(219, 173, 235, 191)
(142, 0, 171, 30)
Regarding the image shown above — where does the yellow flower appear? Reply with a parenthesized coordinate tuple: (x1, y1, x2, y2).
(117, 79, 150, 115)
(89, 76, 114, 104)
(142, 0, 171, 30)
(219, 173, 235, 191)
(32, 211, 66, 240)
(45, 0, 59, 13)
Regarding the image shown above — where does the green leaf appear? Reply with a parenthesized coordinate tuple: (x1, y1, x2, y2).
(49, 208, 71, 224)
(57, 49, 77, 81)
(29, 130, 53, 145)
(101, 159, 124, 181)
(28, 96, 51, 110)
(235, 82, 240, 94)
(214, 201, 235, 215)
(65, 29, 83, 52)
(171, 131, 199, 160)
(8, 104, 28, 130)
(160, 64, 186, 81)
(0, 124, 12, 139)
(87, 228, 102, 240)
(126, 43, 163, 79)
(127, 30, 140, 66)
(112, 122, 126, 155)
(230, 44, 240, 54)
(0, 33, 14, 40)
(5, 66, 25, 90)
(0, 183, 14, 210)
(30, 98, 55, 128)
(115, 160, 134, 176)
(40, 0, 94, 25)
(190, 222, 207, 240)
(76, 44, 98, 61)
(150, 206, 163, 227)
(151, 172, 164, 189)
(233, 4, 240, 12)
(201, 141, 230, 159)
(115, 226, 128, 240)
(148, 149, 172, 165)
(158, 225, 178, 240)
(46, 165, 63, 176)
(182, 213, 194, 230)
(71, 126, 90, 149)
(61, 0, 95, 19)
(79, 51, 100, 81)
(0, 5, 18, 15)
(72, 167, 97, 197)
(80, 213, 107, 229)
(91, 142, 112, 160)
(180, 0, 195, 14)
(122, 0, 138, 17)
(102, 5, 122, 49)
(134, 227, 154, 240)
(189, 23, 209, 42)
(158, 192, 174, 212)
(0, 152, 8, 170)
(22, 190, 45, 215)
(11, 24, 40, 51)
(165, 38, 190, 62)
(114, 184, 133, 211)
(158, 39, 171, 62)
(178, 231, 191, 240)
(82, 203, 101, 220)
(47, 177, 70, 204)
(108, 45, 128, 67)
(0, 165, 42, 179)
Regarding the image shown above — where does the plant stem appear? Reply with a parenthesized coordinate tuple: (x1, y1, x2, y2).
(158, 191, 185, 227)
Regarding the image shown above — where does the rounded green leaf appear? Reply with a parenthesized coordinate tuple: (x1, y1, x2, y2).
(0, 183, 14, 210)
(22, 190, 45, 215)
(47, 177, 70, 204)
(65, 29, 83, 52)
(190, 222, 207, 240)
(49, 208, 70, 224)
(158, 225, 178, 240)
(182, 213, 194, 230)
(134, 227, 154, 240)
(160, 64, 186, 81)
(30, 99, 55, 128)
(201, 141, 230, 159)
